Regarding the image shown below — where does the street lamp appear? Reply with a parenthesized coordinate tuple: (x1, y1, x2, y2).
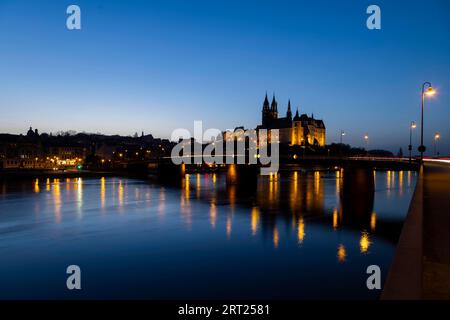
(419, 82, 436, 161)
(340, 130, 346, 144)
(409, 121, 417, 162)
(434, 132, 441, 157)
(364, 133, 369, 157)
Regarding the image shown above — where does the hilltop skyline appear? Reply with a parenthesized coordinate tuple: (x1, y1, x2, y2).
(0, 0, 449, 154)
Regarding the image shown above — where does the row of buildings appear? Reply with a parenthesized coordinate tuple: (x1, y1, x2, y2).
(0, 128, 172, 170)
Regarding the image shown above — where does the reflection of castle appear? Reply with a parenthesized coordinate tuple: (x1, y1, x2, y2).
(257, 94, 326, 146)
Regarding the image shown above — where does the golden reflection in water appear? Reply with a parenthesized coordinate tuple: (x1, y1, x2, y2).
(297, 217, 305, 244)
(100, 177, 106, 209)
(196, 173, 201, 199)
(212, 173, 217, 186)
(360, 231, 371, 254)
(46, 178, 50, 191)
(290, 171, 299, 210)
(269, 173, 279, 204)
(118, 180, 124, 208)
(407, 171, 412, 187)
(386, 171, 391, 197)
(335, 170, 340, 196)
(314, 171, 320, 196)
(77, 178, 83, 214)
(228, 186, 236, 209)
(34, 179, 40, 193)
(181, 175, 192, 227)
(399, 171, 404, 195)
(53, 179, 61, 223)
(332, 208, 339, 230)
(184, 174, 190, 203)
(392, 171, 396, 190)
(337, 244, 346, 263)
(370, 212, 376, 232)
(210, 201, 217, 229)
(373, 170, 377, 188)
(226, 215, 232, 239)
(273, 226, 279, 249)
(66, 178, 71, 191)
(251, 207, 260, 236)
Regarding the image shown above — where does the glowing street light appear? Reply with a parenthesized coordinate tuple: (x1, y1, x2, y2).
(419, 82, 436, 161)
(409, 121, 417, 162)
(434, 132, 441, 157)
(340, 130, 346, 144)
(364, 133, 369, 156)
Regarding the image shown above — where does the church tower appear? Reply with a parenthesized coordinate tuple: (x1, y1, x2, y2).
(286, 99, 292, 120)
(271, 94, 278, 119)
(262, 93, 271, 127)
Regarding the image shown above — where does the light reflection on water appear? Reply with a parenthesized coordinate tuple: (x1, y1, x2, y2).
(0, 170, 416, 299)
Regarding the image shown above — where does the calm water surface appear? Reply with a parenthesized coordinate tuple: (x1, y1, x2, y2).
(0, 170, 416, 299)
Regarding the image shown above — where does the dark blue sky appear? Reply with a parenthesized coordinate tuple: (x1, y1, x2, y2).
(0, 0, 449, 154)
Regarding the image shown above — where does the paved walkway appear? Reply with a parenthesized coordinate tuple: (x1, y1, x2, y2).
(422, 161, 450, 299)
(382, 161, 450, 299)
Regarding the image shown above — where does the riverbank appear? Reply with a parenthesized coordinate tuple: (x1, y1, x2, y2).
(0, 169, 127, 181)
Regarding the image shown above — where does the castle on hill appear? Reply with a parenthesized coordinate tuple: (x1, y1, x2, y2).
(256, 93, 326, 146)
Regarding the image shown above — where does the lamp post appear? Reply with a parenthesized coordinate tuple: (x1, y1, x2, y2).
(434, 132, 441, 157)
(364, 133, 369, 157)
(419, 82, 435, 161)
(339, 130, 346, 157)
(409, 121, 416, 162)
(340, 130, 346, 145)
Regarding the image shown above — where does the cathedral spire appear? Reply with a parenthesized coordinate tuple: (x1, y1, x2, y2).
(287, 99, 292, 119)
(293, 108, 300, 121)
(263, 92, 270, 110)
(271, 94, 278, 113)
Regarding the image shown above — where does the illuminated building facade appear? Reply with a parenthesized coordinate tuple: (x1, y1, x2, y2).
(257, 94, 326, 146)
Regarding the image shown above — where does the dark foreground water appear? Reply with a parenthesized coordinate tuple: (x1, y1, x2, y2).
(0, 170, 416, 299)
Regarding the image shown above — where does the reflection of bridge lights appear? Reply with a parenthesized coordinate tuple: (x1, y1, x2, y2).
(360, 231, 371, 254)
(118, 180, 124, 208)
(53, 179, 61, 223)
(314, 171, 320, 195)
(337, 244, 346, 263)
(100, 177, 106, 209)
(251, 207, 260, 236)
(196, 174, 201, 198)
(332, 208, 339, 230)
(297, 217, 305, 244)
(273, 227, 279, 249)
(226, 216, 232, 238)
(210, 202, 217, 229)
(34, 179, 40, 193)
(399, 171, 404, 195)
(370, 212, 376, 232)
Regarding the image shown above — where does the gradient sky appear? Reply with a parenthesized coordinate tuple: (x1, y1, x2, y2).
(0, 0, 449, 154)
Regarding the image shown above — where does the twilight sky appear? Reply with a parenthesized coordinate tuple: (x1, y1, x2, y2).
(0, 0, 449, 154)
